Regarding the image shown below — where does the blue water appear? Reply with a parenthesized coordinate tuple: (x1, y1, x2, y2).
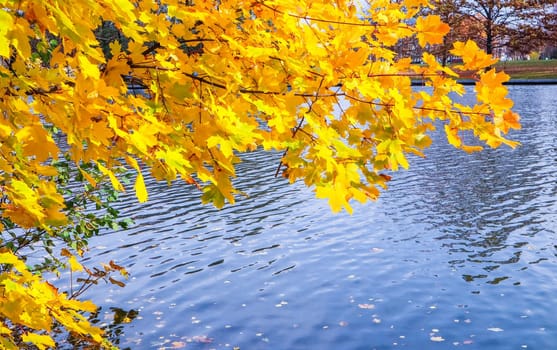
(78, 85, 557, 349)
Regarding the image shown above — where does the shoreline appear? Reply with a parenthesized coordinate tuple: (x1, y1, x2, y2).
(411, 78, 557, 86)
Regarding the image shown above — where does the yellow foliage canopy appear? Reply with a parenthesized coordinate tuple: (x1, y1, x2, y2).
(0, 0, 519, 219)
(0, 0, 519, 345)
(0, 252, 109, 349)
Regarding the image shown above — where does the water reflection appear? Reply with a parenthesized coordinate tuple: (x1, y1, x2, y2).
(391, 85, 557, 284)
(79, 85, 557, 349)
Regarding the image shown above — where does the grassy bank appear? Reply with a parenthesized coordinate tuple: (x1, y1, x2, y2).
(495, 59, 557, 79)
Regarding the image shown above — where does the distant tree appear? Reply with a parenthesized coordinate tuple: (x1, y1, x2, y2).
(542, 45, 557, 59)
(428, 0, 557, 58)
(458, 0, 557, 56)
(542, 4, 557, 56)
(426, 0, 470, 65)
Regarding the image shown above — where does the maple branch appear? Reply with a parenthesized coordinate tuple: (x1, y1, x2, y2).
(179, 38, 216, 43)
(275, 74, 327, 177)
(343, 93, 492, 117)
(129, 63, 179, 71)
(183, 71, 340, 98)
(2, 85, 63, 97)
(184, 72, 227, 90)
(255, 1, 411, 29)
(131, 64, 491, 119)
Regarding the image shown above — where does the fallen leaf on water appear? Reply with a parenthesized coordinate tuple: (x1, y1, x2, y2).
(430, 336, 445, 342)
(487, 327, 504, 332)
(171, 341, 186, 349)
(190, 335, 213, 343)
(358, 304, 375, 309)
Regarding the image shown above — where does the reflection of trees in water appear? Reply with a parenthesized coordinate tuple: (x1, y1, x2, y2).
(92, 307, 139, 350)
(425, 150, 540, 269)
(52, 306, 139, 350)
(400, 86, 557, 283)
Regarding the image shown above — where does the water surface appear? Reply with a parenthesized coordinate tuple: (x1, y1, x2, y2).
(81, 85, 557, 349)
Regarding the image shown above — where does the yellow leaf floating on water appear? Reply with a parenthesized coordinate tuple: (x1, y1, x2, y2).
(171, 341, 187, 348)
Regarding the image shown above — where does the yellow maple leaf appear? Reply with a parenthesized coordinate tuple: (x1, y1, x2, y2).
(134, 172, 148, 203)
(389, 140, 409, 170)
(444, 125, 461, 148)
(503, 110, 521, 130)
(0, 10, 13, 57)
(451, 40, 498, 70)
(461, 145, 484, 153)
(480, 69, 510, 89)
(68, 255, 84, 272)
(126, 156, 149, 202)
(415, 15, 449, 47)
(61, 248, 84, 272)
(96, 162, 124, 192)
(77, 54, 100, 80)
(109, 40, 122, 57)
(21, 333, 55, 350)
(315, 183, 353, 214)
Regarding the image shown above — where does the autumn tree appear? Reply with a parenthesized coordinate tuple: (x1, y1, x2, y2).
(0, 0, 520, 348)
(540, 3, 557, 57)
(451, 0, 557, 56)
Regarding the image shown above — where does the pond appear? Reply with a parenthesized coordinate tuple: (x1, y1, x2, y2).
(80, 85, 557, 349)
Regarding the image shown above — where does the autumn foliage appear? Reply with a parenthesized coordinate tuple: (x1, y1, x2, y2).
(0, 0, 520, 348)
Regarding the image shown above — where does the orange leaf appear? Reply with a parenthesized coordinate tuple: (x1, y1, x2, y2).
(415, 15, 449, 47)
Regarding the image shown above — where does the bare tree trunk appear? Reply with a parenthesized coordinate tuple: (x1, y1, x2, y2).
(485, 16, 493, 55)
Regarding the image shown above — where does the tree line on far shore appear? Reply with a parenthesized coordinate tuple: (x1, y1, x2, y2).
(395, 0, 557, 64)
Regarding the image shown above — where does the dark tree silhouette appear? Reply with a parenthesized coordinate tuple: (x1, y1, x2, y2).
(430, 0, 557, 57)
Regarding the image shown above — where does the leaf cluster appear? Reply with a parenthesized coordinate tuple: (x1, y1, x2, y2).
(0, 251, 121, 349)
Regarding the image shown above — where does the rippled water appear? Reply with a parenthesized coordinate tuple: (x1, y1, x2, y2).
(79, 85, 557, 349)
